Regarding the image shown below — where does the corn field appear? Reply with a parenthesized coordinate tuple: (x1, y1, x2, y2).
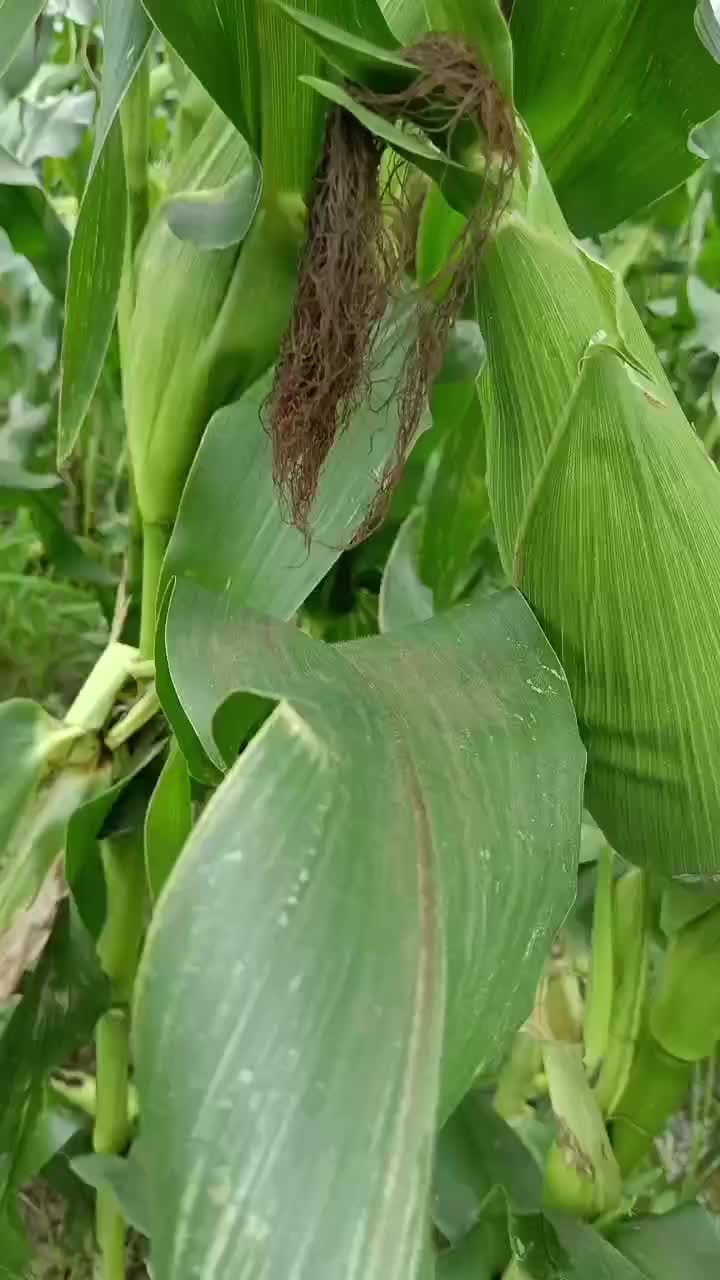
(2, 1, 720, 1278)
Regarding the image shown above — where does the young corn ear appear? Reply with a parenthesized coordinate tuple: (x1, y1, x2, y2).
(121, 108, 304, 535)
(474, 141, 720, 879)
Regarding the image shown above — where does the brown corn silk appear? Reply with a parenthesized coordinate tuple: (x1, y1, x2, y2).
(476, 144, 720, 878)
(268, 35, 516, 540)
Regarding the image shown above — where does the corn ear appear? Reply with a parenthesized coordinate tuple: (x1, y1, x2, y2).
(593, 869, 648, 1115)
(122, 108, 303, 533)
(583, 846, 614, 1077)
(475, 143, 720, 877)
(542, 1041, 621, 1219)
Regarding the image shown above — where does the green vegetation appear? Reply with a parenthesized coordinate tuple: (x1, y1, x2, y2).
(2, 3, 720, 1279)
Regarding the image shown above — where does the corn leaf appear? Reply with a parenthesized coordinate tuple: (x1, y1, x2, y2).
(607, 1205, 720, 1279)
(272, 3, 417, 91)
(0, 0, 45, 80)
(379, 510, 434, 631)
(143, 743, 192, 900)
(138, 0, 261, 150)
(510, 0, 720, 235)
(157, 317, 432, 776)
(475, 146, 720, 877)
(435, 1096, 720, 1279)
(57, 0, 153, 461)
(134, 591, 583, 1280)
(419, 394, 494, 609)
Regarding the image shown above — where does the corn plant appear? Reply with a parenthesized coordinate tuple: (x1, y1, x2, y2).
(3, 1, 720, 1278)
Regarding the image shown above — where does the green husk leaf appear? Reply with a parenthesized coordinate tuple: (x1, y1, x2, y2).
(272, 3, 416, 92)
(477, 146, 720, 877)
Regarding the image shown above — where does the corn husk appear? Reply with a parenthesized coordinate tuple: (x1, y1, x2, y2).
(475, 143, 720, 878)
(122, 108, 303, 531)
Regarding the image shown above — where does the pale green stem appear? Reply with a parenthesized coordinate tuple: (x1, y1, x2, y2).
(104, 686, 160, 752)
(139, 523, 171, 660)
(95, 1185, 126, 1280)
(94, 835, 146, 1280)
(65, 642, 138, 732)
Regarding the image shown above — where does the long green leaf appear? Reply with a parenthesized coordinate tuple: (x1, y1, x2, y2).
(510, 0, 720, 234)
(135, 591, 583, 1280)
(57, 0, 153, 461)
(139, 0, 261, 150)
(158, 319, 432, 776)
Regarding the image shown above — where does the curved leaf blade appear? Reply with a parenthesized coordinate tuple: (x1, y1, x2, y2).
(163, 160, 263, 249)
(135, 591, 584, 1280)
(158, 318, 432, 775)
(511, 0, 720, 234)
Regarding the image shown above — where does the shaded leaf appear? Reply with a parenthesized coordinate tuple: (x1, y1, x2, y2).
(420, 394, 493, 609)
(608, 1205, 720, 1279)
(65, 742, 164, 937)
(72, 1145, 149, 1236)
(144, 742, 192, 899)
(511, 0, 720, 234)
(0, 902, 107, 1206)
(135, 590, 584, 1280)
(379, 509, 434, 630)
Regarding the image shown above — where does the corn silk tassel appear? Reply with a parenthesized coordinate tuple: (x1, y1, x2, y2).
(474, 134, 720, 879)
